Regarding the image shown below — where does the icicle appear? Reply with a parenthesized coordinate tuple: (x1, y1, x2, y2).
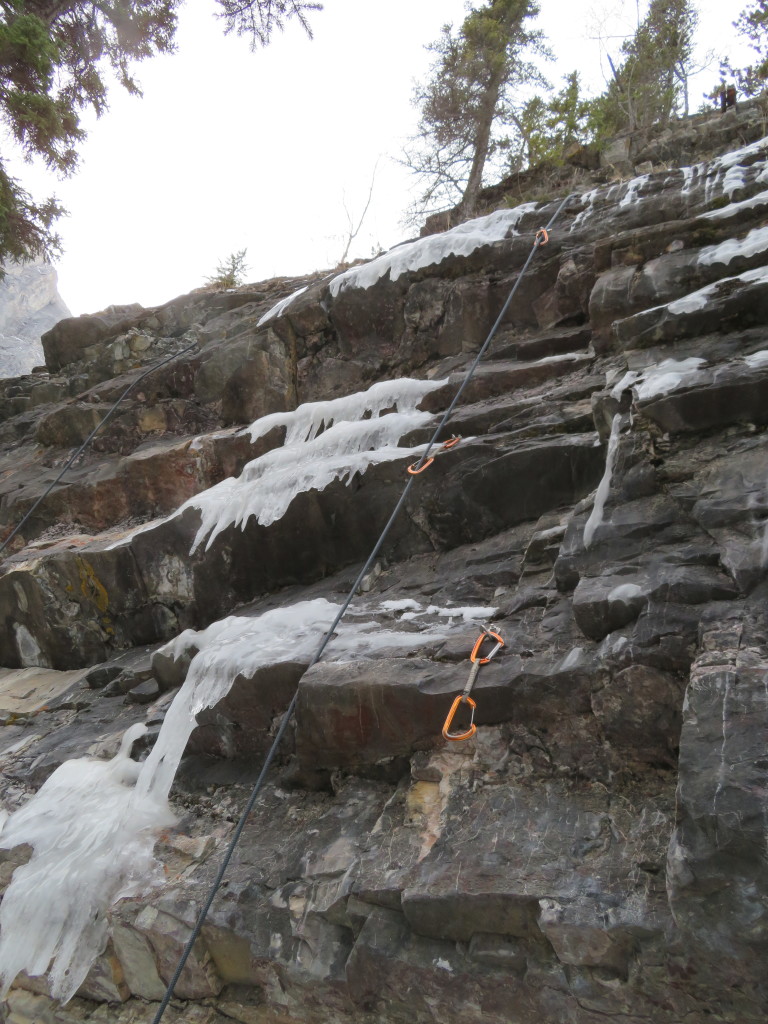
(583, 414, 622, 550)
(178, 378, 447, 553)
(0, 724, 174, 1003)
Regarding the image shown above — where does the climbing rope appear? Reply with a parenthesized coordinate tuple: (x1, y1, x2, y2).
(147, 191, 575, 1023)
(0, 340, 200, 559)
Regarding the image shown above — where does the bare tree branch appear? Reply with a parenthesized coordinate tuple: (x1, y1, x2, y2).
(338, 159, 380, 266)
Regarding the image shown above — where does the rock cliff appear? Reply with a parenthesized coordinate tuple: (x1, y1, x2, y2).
(1, 107, 768, 1024)
(0, 261, 71, 378)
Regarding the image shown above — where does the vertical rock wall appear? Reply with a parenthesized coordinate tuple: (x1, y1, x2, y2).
(0, 261, 71, 378)
(1, 115, 768, 1023)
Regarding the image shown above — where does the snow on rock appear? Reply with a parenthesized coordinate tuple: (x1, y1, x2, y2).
(697, 224, 768, 266)
(701, 188, 768, 220)
(710, 134, 768, 171)
(178, 378, 445, 552)
(424, 603, 499, 622)
(696, 135, 768, 203)
(381, 599, 423, 614)
(667, 288, 712, 315)
(745, 349, 768, 368)
(328, 204, 537, 296)
(632, 358, 707, 401)
(611, 351, 766, 408)
(608, 583, 645, 603)
(257, 285, 308, 326)
(663, 264, 768, 316)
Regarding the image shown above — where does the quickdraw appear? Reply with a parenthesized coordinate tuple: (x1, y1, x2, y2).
(406, 435, 462, 475)
(407, 457, 434, 475)
(442, 625, 505, 741)
(535, 227, 549, 246)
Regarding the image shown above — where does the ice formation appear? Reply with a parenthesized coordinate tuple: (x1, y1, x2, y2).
(0, 596, 499, 1000)
(0, 601, 354, 1001)
(328, 204, 537, 296)
(583, 414, 622, 549)
(176, 378, 446, 553)
(619, 174, 649, 209)
(681, 165, 697, 195)
(720, 164, 747, 200)
(136, 600, 345, 801)
(245, 378, 443, 446)
(714, 135, 768, 169)
(138, 595, 500, 804)
(570, 188, 599, 231)
(569, 138, 768, 238)
(610, 358, 705, 405)
(559, 647, 585, 671)
(0, 723, 174, 1002)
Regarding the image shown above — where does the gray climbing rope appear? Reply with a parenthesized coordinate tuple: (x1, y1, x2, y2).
(149, 191, 576, 1023)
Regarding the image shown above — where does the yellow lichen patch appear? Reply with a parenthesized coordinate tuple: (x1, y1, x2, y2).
(76, 557, 109, 613)
(137, 407, 167, 433)
(406, 780, 441, 823)
(407, 752, 469, 862)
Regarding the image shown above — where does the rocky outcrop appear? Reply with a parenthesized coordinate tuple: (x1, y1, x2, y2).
(0, 261, 70, 378)
(1, 114, 768, 1024)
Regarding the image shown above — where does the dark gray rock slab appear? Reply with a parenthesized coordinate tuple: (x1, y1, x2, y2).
(668, 634, 768, 980)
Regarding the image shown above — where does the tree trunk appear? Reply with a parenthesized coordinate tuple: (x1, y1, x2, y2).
(459, 64, 506, 217)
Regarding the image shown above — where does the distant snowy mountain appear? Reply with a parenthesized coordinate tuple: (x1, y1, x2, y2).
(0, 261, 70, 377)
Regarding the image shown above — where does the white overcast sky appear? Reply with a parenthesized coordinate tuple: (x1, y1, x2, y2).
(3, 0, 749, 315)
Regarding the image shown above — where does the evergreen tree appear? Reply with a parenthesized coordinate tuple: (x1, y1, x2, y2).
(406, 0, 548, 218)
(0, 1, 321, 272)
(218, 0, 320, 48)
(205, 248, 249, 289)
(594, 0, 697, 136)
(722, 0, 768, 97)
(505, 70, 592, 170)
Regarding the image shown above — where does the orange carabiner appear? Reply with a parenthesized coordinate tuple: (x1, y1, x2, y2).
(407, 457, 434, 475)
(470, 628, 505, 665)
(442, 694, 477, 741)
(442, 435, 462, 450)
(535, 227, 549, 246)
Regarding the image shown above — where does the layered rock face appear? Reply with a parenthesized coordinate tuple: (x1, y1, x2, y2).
(1, 113, 768, 1024)
(0, 261, 70, 377)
